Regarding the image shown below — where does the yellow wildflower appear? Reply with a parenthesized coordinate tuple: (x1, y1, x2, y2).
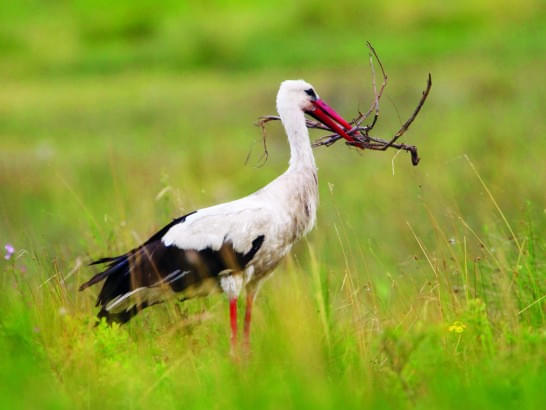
(448, 321, 466, 333)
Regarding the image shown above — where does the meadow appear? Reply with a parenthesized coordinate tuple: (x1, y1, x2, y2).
(0, 1, 544, 409)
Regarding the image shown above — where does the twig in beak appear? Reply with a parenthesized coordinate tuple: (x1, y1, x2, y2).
(246, 117, 271, 167)
(256, 43, 431, 167)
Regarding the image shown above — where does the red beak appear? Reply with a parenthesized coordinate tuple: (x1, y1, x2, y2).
(306, 99, 355, 143)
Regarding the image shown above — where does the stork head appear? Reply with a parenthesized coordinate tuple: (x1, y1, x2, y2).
(276, 80, 355, 142)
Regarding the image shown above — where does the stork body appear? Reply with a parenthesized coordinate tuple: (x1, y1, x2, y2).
(80, 80, 353, 349)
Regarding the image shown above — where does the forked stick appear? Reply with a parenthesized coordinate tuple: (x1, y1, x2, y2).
(257, 42, 432, 166)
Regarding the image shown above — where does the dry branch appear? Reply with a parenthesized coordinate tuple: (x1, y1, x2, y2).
(257, 42, 432, 166)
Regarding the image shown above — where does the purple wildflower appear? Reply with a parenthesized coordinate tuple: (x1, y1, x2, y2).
(4, 244, 15, 260)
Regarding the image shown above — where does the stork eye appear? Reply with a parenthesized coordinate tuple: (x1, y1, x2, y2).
(304, 88, 317, 99)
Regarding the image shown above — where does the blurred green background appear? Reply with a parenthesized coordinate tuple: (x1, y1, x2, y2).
(0, 1, 545, 409)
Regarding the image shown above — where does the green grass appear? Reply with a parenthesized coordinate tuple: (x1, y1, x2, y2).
(0, 1, 545, 409)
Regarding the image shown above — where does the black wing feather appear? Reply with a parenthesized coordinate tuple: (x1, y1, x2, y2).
(79, 211, 264, 324)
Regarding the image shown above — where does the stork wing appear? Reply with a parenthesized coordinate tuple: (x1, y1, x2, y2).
(79, 202, 269, 323)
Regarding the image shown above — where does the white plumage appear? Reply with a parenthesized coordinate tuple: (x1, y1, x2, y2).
(80, 79, 353, 348)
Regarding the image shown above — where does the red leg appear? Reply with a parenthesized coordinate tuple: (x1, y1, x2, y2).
(229, 298, 238, 350)
(243, 292, 254, 350)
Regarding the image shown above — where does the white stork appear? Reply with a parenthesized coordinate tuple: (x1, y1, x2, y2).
(79, 80, 354, 349)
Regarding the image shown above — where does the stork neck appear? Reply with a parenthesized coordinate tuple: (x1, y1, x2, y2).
(279, 108, 316, 170)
